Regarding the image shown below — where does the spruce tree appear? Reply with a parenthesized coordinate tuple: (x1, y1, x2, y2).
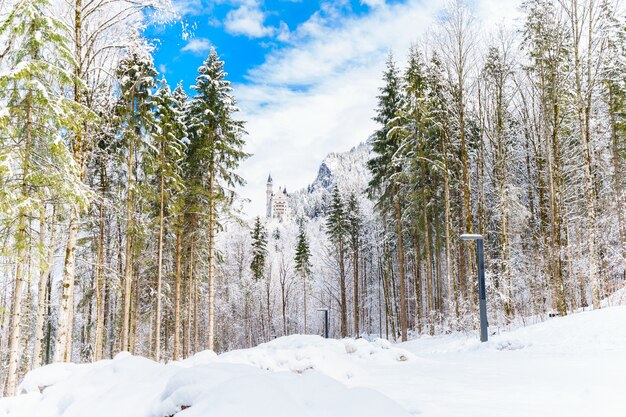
(150, 78, 187, 361)
(326, 187, 348, 337)
(113, 46, 157, 353)
(294, 221, 312, 333)
(250, 216, 268, 281)
(187, 48, 249, 350)
(346, 193, 362, 336)
(0, 0, 86, 394)
(366, 54, 409, 341)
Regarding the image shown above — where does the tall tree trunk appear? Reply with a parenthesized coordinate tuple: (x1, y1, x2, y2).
(154, 154, 165, 361)
(353, 245, 359, 336)
(33, 207, 57, 369)
(423, 198, 434, 336)
(339, 239, 348, 338)
(302, 270, 307, 334)
(93, 164, 106, 361)
(174, 218, 182, 359)
(121, 122, 134, 352)
(548, 102, 568, 316)
(571, 0, 600, 308)
(441, 131, 456, 319)
(185, 238, 194, 357)
(5, 89, 33, 396)
(56, 0, 87, 363)
(609, 88, 626, 276)
(208, 160, 216, 351)
(394, 189, 407, 341)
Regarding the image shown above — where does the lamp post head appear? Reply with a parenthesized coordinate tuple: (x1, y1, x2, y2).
(460, 233, 483, 241)
(317, 308, 328, 312)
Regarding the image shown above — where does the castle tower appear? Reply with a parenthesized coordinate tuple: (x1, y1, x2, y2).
(266, 173, 273, 218)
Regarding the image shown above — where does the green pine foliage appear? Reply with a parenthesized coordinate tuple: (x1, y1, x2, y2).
(367, 53, 405, 205)
(0, 0, 89, 239)
(151, 78, 187, 212)
(294, 222, 312, 278)
(186, 48, 249, 209)
(326, 187, 348, 245)
(250, 216, 268, 281)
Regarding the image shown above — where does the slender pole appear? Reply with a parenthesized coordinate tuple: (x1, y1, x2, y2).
(318, 309, 329, 338)
(476, 239, 488, 342)
(325, 310, 329, 339)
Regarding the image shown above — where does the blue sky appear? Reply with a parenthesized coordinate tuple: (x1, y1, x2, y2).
(146, 1, 403, 88)
(145, 0, 521, 217)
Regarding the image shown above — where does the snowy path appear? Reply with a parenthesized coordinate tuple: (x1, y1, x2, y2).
(1, 306, 624, 416)
(353, 307, 626, 416)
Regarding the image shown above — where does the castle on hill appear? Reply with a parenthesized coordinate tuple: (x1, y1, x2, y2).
(266, 173, 289, 219)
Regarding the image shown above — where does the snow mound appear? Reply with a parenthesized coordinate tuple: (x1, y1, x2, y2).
(2, 336, 413, 417)
(217, 335, 415, 381)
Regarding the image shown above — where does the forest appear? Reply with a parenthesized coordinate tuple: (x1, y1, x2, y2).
(0, 0, 624, 399)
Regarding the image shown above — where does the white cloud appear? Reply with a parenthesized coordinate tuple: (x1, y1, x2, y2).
(233, 0, 524, 217)
(361, 0, 386, 8)
(158, 64, 168, 74)
(172, 0, 206, 16)
(181, 37, 212, 55)
(224, 2, 275, 38)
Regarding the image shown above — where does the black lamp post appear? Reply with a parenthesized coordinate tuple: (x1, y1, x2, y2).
(317, 308, 329, 338)
(460, 234, 488, 342)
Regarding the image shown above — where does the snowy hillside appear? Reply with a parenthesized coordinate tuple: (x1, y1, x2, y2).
(3, 306, 625, 417)
(289, 142, 372, 219)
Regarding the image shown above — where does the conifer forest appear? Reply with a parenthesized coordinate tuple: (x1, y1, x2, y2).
(0, 0, 624, 400)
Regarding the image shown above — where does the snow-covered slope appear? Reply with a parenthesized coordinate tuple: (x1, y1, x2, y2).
(289, 142, 371, 219)
(2, 306, 625, 416)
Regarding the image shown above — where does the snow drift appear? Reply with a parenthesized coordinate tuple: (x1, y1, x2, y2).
(2, 306, 625, 417)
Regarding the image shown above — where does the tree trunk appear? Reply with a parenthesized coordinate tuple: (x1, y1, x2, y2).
(394, 189, 407, 341)
(155, 153, 165, 361)
(174, 218, 182, 359)
(208, 160, 216, 351)
(609, 88, 626, 277)
(5, 89, 33, 396)
(33, 207, 57, 369)
(94, 164, 106, 361)
(353, 245, 359, 336)
(339, 238, 348, 338)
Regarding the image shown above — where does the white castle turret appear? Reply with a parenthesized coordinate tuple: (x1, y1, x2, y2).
(266, 173, 273, 218)
(266, 173, 289, 219)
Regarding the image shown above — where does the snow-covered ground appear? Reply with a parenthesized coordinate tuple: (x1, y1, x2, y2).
(2, 306, 625, 417)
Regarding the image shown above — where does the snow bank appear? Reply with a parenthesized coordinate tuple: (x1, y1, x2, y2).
(2, 337, 413, 417)
(216, 335, 415, 381)
(4, 307, 625, 417)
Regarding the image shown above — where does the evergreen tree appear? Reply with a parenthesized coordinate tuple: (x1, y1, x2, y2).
(346, 193, 362, 336)
(150, 77, 187, 361)
(187, 48, 249, 350)
(113, 46, 157, 353)
(326, 187, 349, 337)
(294, 221, 312, 333)
(0, 0, 87, 394)
(250, 216, 268, 281)
(367, 54, 409, 341)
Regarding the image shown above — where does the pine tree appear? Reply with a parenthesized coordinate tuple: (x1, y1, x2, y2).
(187, 48, 249, 350)
(169, 81, 189, 360)
(403, 47, 439, 334)
(0, 0, 87, 394)
(346, 193, 362, 336)
(150, 78, 187, 361)
(294, 221, 312, 333)
(250, 217, 268, 281)
(367, 54, 409, 341)
(113, 46, 157, 353)
(522, 0, 570, 316)
(326, 187, 349, 337)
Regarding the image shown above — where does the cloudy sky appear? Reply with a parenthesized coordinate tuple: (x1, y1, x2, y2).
(147, 0, 521, 217)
